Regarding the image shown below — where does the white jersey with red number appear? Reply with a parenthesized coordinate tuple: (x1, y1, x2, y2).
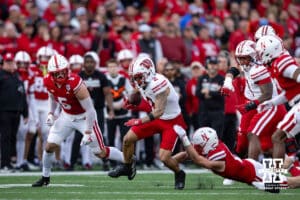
(44, 73, 85, 115)
(206, 142, 261, 184)
(269, 53, 300, 106)
(30, 65, 49, 101)
(244, 64, 278, 101)
(139, 73, 181, 120)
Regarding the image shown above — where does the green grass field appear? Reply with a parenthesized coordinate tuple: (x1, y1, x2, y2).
(0, 170, 299, 200)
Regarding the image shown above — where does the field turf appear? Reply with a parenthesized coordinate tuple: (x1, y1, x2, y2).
(0, 170, 299, 200)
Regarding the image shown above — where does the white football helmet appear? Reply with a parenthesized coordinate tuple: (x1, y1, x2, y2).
(256, 35, 284, 64)
(69, 55, 84, 65)
(36, 46, 55, 65)
(117, 49, 134, 61)
(129, 55, 155, 88)
(14, 51, 31, 63)
(48, 54, 69, 84)
(235, 40, 256, 72)
(254, 25, 276, 41)
(192, 127, 219, 155)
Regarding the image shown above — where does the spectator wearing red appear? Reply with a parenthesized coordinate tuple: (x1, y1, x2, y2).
(78, 20, 93, 52)
(185, 61, 205, 131)
(64, 29, 86, 59)
(159, 22, 186, 64)
(115, 25, 140, 57)
(0, 22, 19, 55)
(228, 19, 252, 54)
(42, 0, 61, 23)
(17, 20, 39, 61)
(48, 23, 65, 55)
(33, 21, 51, 49)
(211, 0, 230, 22)
(193, 26, 219, 64)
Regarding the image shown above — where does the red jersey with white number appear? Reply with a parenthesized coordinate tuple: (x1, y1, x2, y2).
(269, 54, 300, 105)
(207, 142, 257, 184)
(18, 68, 35, 95)
(44, 73, 85, 115)
(30, 65, 49, 100)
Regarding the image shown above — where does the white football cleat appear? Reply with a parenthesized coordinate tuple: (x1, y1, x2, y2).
(223, 178, 235, 186)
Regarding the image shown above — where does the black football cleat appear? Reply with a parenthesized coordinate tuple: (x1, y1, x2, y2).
(32, 176, 50, 187)
(128, 156, 137, 180)
(175, 170, 186, 190)
(108, 156, 137, 180)
(108, 164, 130, 178)
(264, 183, 280, 193)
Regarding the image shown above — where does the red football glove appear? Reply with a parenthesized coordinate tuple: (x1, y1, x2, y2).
(235, 104, 248, 115)
(220, 87, 232, 96)
(124, 118, 143, 127)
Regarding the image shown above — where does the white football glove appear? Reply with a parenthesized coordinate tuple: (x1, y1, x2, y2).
(173, 125, 187, 138)
(173, 125, 191, 147)
(81, 133, 93, 146)
(46, 113, 55, 126)
(257, 100, 273, 113)
(223, 77, 234, 92)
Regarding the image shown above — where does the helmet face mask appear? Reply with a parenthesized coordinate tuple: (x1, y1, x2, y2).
(235, 40, 256, 71)
(129, 55, 155, 89)
(50, 68, 68, 85)
(48, 54, 69, 85)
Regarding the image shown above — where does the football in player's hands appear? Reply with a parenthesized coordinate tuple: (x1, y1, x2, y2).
(128, 91, 142, 105)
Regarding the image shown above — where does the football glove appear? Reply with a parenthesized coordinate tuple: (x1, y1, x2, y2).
(46, 113, 55, 126)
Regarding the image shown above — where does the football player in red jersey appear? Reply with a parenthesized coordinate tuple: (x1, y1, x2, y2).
(32, 54, 124, 187)
(31, 46, 56, 163)
(221, 40, 287, 161)
(173, 125, 288, 193)
(14, 51, 38, 171)
(256, 35, 300, 161)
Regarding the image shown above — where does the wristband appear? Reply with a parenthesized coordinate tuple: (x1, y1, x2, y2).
(182, 135, 191, 147)
(147, 113, 155, 121)
(245, 100, 260, 111)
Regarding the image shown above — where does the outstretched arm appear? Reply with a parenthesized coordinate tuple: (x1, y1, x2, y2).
(75, 84, 97, 134)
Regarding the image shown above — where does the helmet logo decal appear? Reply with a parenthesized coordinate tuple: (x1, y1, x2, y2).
(201, 133, 209, 142)
(141, 59, 152, 69)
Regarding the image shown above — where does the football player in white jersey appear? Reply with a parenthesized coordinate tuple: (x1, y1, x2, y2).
(222, 40, 286, 161)
(108, 55, 187, 190)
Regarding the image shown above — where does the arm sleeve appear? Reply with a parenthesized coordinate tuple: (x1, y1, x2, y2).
(48, 93, 58, 114)
(79, 97, 97, 132)
(271, 91, 288, 106)
(195, 76, 205, 100)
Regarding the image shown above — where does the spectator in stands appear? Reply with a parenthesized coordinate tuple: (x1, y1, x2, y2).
(138, 24, 163, 65)
(115, 25, 140, 57)
(159, 22, 187, 65)
(185, 61, 206, 132)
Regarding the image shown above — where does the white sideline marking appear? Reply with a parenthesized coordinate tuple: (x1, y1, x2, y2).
(0, 169, 211, 177)
(0, 184, 84, 189)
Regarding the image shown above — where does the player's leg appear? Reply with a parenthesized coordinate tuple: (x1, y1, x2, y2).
(32, 113, 72, 187)
(107, 129, 138, 179)
(161, 114, 187, 189)
(16, 117, 28, 170)
(273, 106, 300, 159)
(108, 120, 159, 179)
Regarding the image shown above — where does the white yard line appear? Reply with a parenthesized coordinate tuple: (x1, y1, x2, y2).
(0, 169, 211, 177)
(0, 184, 84, 189)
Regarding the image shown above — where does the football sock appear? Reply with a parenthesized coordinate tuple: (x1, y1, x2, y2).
(16, 140, 25, 167)
(42, 151, 54, 177)
(107, 147, 124, 162)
